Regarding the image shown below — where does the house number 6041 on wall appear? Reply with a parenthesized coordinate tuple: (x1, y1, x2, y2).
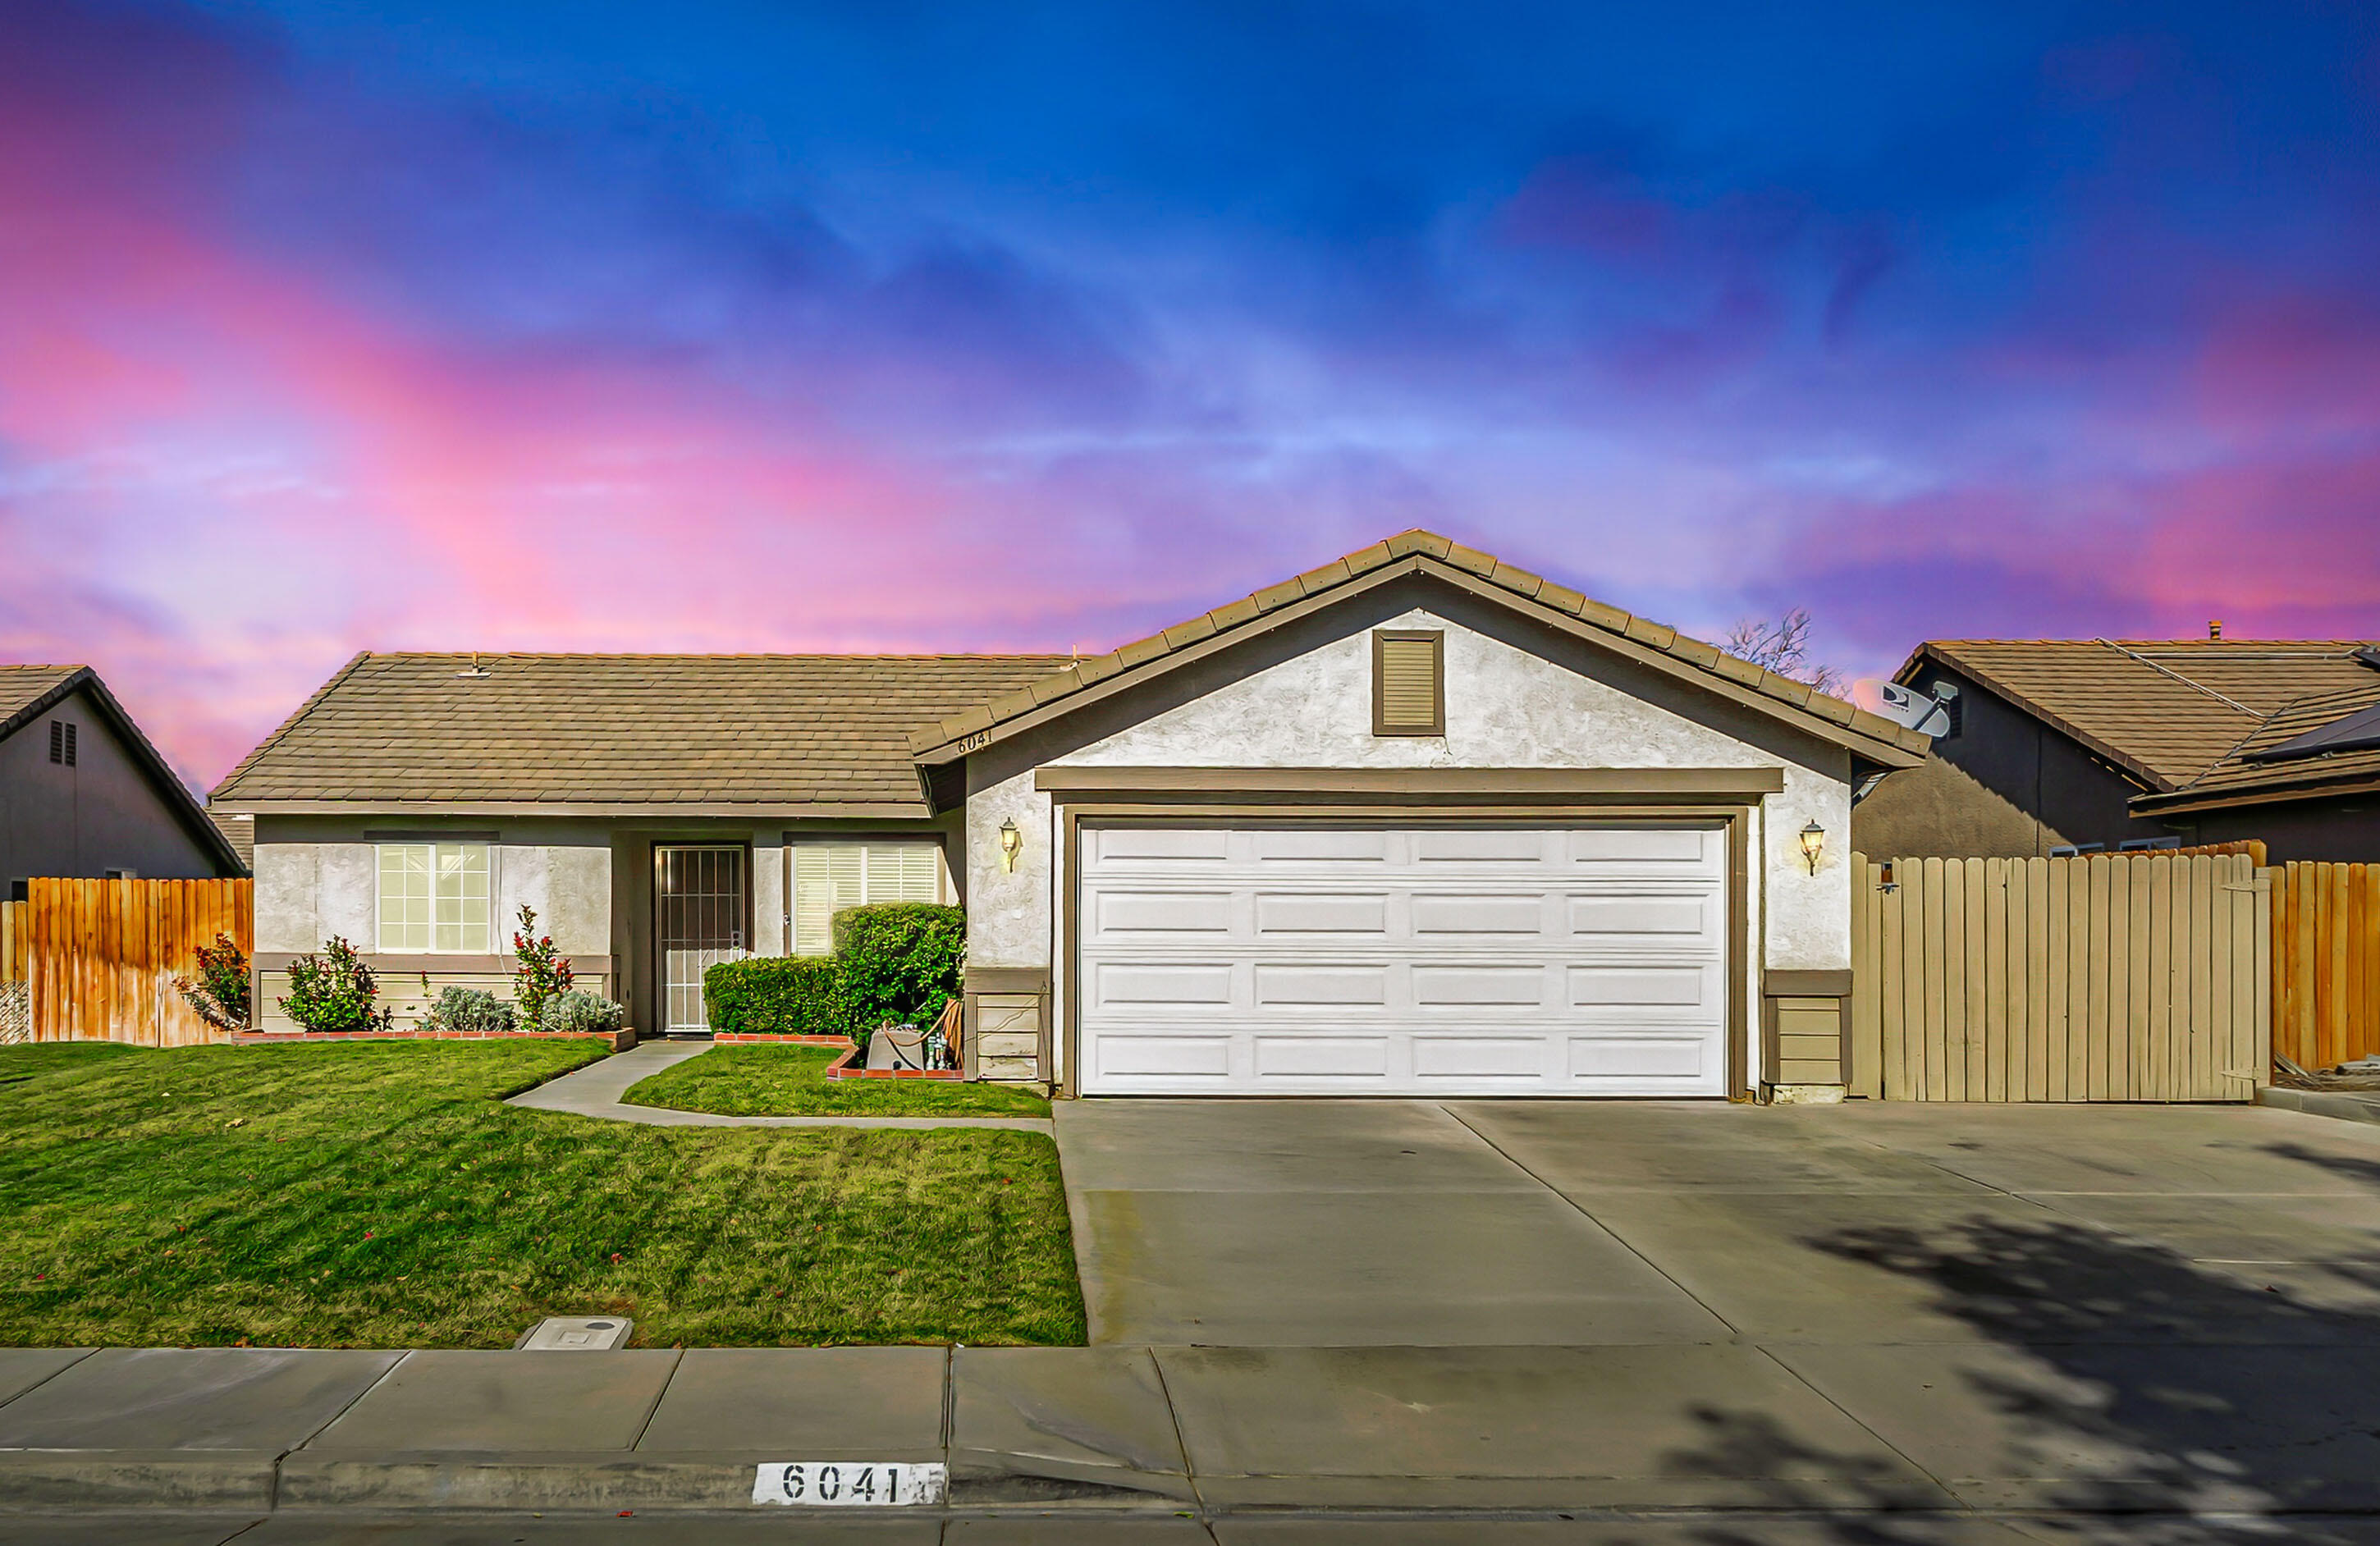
(751, 1461, 946, 1507)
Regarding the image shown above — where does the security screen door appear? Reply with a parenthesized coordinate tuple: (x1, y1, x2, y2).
(657, 844, 747, 1032)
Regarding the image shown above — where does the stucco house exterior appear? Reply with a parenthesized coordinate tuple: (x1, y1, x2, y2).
(212, 533, 1925, 1100)
(1, 665, 248, 897)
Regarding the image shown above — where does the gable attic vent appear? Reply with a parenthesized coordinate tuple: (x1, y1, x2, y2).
(1372, 629, 1445, 736)
(48, 720, 76, 766)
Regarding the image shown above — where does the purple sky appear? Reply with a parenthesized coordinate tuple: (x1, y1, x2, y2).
(4, 1, 2378, 787)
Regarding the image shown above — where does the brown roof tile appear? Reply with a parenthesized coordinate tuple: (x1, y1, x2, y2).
(212, 652, 1073, 811)
(1911, 639, 2378, 789)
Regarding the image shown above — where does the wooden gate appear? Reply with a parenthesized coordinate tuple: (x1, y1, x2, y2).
(1849, 853, 2269, 1101)
(2272, 862, 2380, 1071)
(25, 878, 254, 1045)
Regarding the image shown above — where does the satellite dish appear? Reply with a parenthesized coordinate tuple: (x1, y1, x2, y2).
(1878, 682, 1951, 737)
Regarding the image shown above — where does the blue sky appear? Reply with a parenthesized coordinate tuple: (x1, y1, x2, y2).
(3, 0, 2377, 780)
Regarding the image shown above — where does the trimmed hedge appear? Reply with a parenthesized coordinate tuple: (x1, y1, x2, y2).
(702, 903, 967, 1043)
(835, 903, 965, 1031)
(703, 956, 854, 1039)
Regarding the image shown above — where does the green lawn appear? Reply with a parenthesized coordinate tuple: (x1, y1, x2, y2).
(624, 1045, 1053, 1118)
(0, 1041, 1082, 1350)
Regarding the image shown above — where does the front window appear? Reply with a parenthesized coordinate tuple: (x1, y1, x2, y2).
(378, 843, 491, 952)
(789, 843, 945, 954)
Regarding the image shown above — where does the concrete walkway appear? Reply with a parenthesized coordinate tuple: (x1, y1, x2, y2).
(505, 1041, 1054, 1132)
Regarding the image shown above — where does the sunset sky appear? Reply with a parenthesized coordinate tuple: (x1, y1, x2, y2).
(5, 2, 2378, 789)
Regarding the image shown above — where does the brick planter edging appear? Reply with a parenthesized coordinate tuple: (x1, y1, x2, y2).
(233, 1028, 638, 1053)
(709, 1031, 963, 1081)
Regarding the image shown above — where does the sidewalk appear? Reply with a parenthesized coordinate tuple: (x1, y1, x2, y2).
(0, 1338, 1948, 1516)
(505, 1041, 1053, 1132)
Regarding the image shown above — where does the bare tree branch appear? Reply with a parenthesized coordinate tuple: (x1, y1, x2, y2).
(1722, 607, 1849, 697)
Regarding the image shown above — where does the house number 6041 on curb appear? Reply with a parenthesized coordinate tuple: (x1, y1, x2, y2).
(751, 1461, 946, 1507)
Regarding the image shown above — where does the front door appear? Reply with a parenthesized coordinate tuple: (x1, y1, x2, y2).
(656, 844, 746, 1033)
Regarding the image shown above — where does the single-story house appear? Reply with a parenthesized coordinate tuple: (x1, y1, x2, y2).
(210, 532, 1926, 1099)
(1, 664, 249, 897)
(1853, 635, 2380, 862)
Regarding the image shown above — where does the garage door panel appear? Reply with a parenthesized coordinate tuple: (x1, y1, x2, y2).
(1092, 828, 1231, 863)
(1254, 1035, 1389, 1077)
(1414, 829, 1546, 863)
(1095, 962, 1235, 1005)
(1255, 963, 1389, 1005)
(1254, 828, 1389, 862)
(1079, 822, 1727, 1097)
(1570, 894, 1712, 936)
(1568, 964, 1714, 1007)
(1411, 893, 1546, 935)
(1095, 890, 1233, 934)
(1412, 1035, 1547, 1078)
(1256, 892, 1389, 934)
(1569, 828, 1714, 865)
(1099, 1034, 1232, 1077)
(1568, 1035, 1708, 1079)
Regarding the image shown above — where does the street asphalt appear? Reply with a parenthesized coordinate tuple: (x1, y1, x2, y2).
(8, 1100, 2380, 1539)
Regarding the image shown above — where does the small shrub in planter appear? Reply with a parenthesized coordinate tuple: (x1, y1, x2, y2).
(419, 985, 515, 1035)
(540, 989, 626, 1035)
(703, 956, 854, 1039)
(510, 906, 574, 1027)
(174, 931, 251, 1033)
(279, 936, 394, 1035)
(834, 903, 965, 1033)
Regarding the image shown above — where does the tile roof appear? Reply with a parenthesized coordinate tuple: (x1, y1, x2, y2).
(210, 652, 1076, 812)
(1906, 639, 2380, 791)
(2136, 676, 2380, 812)
(0, 665, 87, 732)
(208, 811, 254, 871)
(908, 529, 1929, 765)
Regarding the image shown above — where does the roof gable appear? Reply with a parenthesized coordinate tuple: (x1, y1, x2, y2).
(0, 664, 247, 874)
(908, 531, 1928, 769)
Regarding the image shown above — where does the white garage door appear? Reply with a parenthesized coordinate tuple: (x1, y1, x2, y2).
(1076, 821, 1729, 1096)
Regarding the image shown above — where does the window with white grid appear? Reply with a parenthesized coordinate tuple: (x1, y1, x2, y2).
(377, 843, 491, 953)
(789, 843, 945, 954)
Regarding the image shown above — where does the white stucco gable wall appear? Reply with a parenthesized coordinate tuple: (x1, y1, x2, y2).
(964, 606, 1855, 981)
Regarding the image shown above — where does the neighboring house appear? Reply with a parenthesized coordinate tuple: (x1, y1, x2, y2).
(0, 665, 249, 897)
(1853, 637, 2380, 862)
(211, 532, 1925, 1100)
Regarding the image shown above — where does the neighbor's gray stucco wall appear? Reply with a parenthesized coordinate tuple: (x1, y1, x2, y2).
(0, 687, 229, 885)
(253, 823, 612, 956)
(963, 606, 1856, 980)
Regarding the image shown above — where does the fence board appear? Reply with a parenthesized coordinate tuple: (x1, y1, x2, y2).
(25, 878, 254, 1045)
(1853, 852, 2259, 1102)
(2272, 861, 2380, 1072)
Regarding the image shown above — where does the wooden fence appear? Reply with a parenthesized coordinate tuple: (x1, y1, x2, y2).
(1, 899, 24, 985)
(22, 878, 254, 1045)
(1850, 853, 2269, 1101)
(2272, 862, 2380, 1072)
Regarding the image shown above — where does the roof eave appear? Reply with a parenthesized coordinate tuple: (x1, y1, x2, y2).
(2133, 769, 2380, 816)
(214, 798, 940, 821)
(1907, 643, 2181, 793)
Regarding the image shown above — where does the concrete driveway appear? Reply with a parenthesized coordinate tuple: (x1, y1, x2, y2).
(1053, 1097, 2380, 1347)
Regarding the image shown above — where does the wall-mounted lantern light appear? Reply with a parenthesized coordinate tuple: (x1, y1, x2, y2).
(998, 817, 1023, 872)
(1799, 819, 1826, 875)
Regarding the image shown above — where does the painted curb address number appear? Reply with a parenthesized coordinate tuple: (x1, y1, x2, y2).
(751, 1461, 947, 1507)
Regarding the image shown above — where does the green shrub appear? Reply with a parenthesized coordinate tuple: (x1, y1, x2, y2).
(509, 905, 574, 1027)
(834, 903, 965, 1031)
(541, 989, 625, 1035)
(279, 937, 394, 1035)
(173, 931, 250, 1032)
(420, 986, 515, 1034)
(703, 956, 854, 1038)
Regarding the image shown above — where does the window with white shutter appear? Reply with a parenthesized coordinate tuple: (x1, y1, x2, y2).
(788, 842, 948, 954)
(1372, 629, 1444, 735)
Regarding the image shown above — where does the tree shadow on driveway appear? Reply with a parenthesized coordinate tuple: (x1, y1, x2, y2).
(1650, 1137, 2380, 1546)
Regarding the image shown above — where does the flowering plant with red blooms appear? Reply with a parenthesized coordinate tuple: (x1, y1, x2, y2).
(510, 904, 574, 1027)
